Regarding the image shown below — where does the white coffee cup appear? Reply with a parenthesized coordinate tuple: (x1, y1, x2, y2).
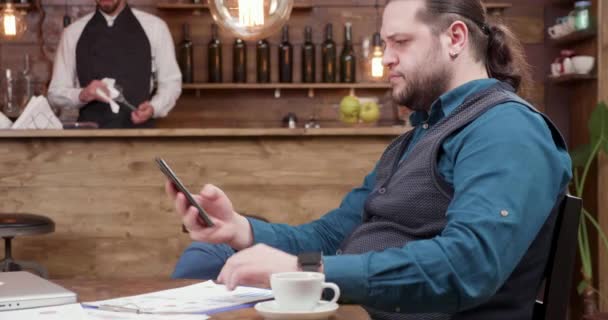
(270, 272, 340, 311)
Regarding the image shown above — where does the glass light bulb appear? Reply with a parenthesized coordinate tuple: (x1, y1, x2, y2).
(0, 4, 26, 40)
(371, 47, 384, 78)
(370, 32, 385, 79)
(209, 0, 293, 40)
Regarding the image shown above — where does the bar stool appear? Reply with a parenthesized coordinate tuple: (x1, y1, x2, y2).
(0, 213, 54, 278)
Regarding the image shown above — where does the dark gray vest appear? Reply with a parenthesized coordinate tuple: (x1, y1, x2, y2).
(340, 83, 567, 320)
(76, 6, 153, 129)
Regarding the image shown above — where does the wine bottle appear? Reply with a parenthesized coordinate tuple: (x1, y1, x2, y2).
(208, 23, 223, 83)
(321, 23, 336, 83)
(302, 26, 315, 83)
(340, 22, 356, 83)
(233, 38, 247, 83)
(178, 23, 194, 83)
(256, 39, 271, 83)
(278, 25, 293, 83)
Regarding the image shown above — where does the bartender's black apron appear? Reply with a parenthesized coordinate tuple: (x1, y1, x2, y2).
(76, 6, 154, 128)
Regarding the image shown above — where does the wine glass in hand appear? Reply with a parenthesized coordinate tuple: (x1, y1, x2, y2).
(113, 84, 137, 112)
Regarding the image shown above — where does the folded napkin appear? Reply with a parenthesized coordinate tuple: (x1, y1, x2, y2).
(11, 96, 63, 130)
(95, 78, 121, 114)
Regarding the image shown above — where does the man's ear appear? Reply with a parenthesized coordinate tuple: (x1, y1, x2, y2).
(445, 20, 468, 58)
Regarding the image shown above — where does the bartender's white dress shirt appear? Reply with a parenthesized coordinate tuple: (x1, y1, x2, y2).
(48, 8, 182, 118)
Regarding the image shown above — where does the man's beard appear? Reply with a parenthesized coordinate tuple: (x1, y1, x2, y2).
(97, 0, 121, 14)
(392, 54, 452, 112)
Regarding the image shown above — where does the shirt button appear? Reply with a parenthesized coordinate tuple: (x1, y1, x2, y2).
(500, 210, 509, 217)
(378, 187, 386, 194)
(422, 123, 429, 129)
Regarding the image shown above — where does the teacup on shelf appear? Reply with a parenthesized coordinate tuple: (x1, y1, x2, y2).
(571, 56, 595, 75)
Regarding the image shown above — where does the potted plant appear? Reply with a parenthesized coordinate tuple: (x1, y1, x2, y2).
(570, 102, 608, 319)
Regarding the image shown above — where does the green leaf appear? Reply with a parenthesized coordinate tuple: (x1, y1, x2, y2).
(588, 102, 608, 152)
(570, 144, 592, 168)
(578, 279, 591, 295)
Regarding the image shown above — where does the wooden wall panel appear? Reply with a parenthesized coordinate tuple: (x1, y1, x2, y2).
(0, 136, 390, 278)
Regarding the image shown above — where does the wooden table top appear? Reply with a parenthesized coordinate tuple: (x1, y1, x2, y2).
(55, 278, 369, 320)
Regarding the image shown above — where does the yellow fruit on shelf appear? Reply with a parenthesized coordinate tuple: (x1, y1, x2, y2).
(360, 101, 381, 123)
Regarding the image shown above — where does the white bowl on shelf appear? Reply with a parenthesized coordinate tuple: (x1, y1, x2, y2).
(572, 56, 595, 75)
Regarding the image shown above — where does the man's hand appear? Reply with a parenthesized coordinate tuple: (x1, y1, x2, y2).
(79, 80, 110, 103)
(131, 101, 155, 124)
(165, 182, 254, 250)
(217, 244, 299, 290)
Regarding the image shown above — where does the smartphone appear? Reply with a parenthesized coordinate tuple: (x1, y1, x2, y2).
(155, 157, 215, 227)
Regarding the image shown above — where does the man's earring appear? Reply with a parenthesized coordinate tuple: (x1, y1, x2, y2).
(449, 51, 458, 58)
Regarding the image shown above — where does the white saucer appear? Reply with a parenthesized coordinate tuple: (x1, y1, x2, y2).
(254, 300, 339, 320)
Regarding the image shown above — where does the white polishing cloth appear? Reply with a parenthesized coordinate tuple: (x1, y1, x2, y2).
(95, 78, 121, 114)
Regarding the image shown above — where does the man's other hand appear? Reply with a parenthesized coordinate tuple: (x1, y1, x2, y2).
(131, 101, 155, 124)
(217, 244, 299, 290)
(79, 80, 110, 103)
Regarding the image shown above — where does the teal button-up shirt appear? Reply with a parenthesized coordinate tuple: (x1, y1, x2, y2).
(248, 79, 572, 313)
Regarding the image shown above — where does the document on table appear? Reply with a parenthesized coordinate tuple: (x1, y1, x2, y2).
(83, 280, 273, 315)
(0, 303, 208, 320)
(85, 308, 208, 320)
(0, 303, 87, 320)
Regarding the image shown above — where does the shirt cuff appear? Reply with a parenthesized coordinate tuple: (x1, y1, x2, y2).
(323, 254, 369, 303)
(247, 217, 281, 247)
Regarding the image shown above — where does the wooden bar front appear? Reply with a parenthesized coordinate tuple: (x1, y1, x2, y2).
(0, 129, 403, 279)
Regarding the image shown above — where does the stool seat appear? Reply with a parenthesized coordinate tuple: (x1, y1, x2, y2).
(0, 213, 54, 238)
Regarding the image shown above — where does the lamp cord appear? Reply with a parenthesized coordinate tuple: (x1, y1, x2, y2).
(375, 0, 380, 32)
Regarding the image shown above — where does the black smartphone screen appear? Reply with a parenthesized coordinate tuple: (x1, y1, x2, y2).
(155, 157, 215, 227)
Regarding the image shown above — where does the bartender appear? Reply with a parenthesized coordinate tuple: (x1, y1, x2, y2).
(48, 0, 182, 128)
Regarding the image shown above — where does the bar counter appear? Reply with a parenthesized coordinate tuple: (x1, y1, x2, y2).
(0, 126, 409, 279)
(0, 126, 409, 138)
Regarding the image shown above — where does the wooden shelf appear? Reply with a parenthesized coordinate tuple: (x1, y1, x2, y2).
(551, 0, 574, 6)
(182, 82, 390, 97)
(0, 3, 32, 10)
(550, 28, 597, 46)
(548, 73, 597, 85)
(182, 83, 390, 90)
(157, 3, 206, 10)
(0, 127, 410, 138)
(157, 1, 313, 11)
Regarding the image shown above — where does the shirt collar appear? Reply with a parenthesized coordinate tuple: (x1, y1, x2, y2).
(99, 6, 126, 27)
(409, 78, 500, 127)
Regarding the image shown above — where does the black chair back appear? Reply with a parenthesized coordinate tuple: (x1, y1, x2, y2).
(534, 194, 582, 320)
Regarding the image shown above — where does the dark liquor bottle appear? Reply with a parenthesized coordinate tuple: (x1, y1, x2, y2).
(178, 23, 194, 83)
(321, 23, 336, 83)
(233, 38, 247, 83)
(278, 25, 293, 83)
(256, 39, 271, 83)
(302, 26, 315, 83)
(208, 23, 223, 83)
(340, 22, 356, 83)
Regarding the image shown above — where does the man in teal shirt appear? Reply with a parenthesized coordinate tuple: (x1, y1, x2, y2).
(167, 0, 571, 318)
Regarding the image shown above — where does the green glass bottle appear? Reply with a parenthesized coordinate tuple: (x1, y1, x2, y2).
(207, 23, 223, 83)
(256, 39, 271, 83)
(178, 23, 194, 83)
(302, 26, 316, 83)
(278, 25, 293, 83)
(233, 38, 247, 83)
(340, 22, 356, 83)
(321, 23, 336, 83)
